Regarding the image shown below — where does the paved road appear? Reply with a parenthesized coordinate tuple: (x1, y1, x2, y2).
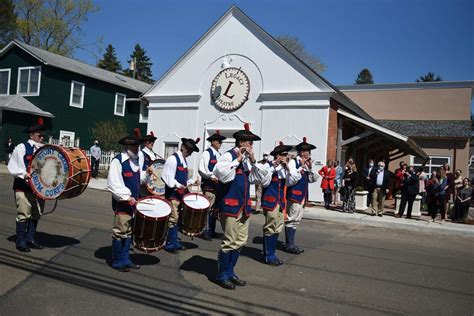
(0, 174, 473, 315)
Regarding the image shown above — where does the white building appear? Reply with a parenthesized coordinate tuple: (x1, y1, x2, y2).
(143, 6, 426, 202)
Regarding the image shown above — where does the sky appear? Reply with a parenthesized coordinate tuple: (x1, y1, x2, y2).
(75, 0, 473, 97)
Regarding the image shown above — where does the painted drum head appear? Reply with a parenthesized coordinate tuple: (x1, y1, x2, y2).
(145, 159, 166, 195)
(183, 193, 210, 210)
(136, 197, 171, 218)
(30, 146, 70, 199)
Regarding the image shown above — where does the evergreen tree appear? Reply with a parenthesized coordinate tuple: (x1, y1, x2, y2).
(355, 68, 374, 84)
(416, 72, 442, 82)
(123, 43, 154, 83)
(97, 44, 122, 72)
(0, 0, 17, 49)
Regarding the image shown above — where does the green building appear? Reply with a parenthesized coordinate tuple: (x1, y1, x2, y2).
(0, 40, 151, 161)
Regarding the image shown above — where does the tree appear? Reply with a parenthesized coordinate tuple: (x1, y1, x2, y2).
(276, 35, 326, 73)
(123, 43, 154, 83)
(416, 72, 442, 82)
(15, 0, 98, 57)
(0, 0, 17, 49)
(97, 44, 122, 72)
(355, 68, 374, 84)
(89, 119, 128, 151)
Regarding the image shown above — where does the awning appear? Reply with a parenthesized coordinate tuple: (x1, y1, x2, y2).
(337, 109, 428, 160)
(0, 95, 54, 118)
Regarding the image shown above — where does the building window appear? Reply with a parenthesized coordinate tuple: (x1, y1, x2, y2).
(69, 80, 85, 108)
(164, 142, 179, 159)
(139, 102, 148, 123)
(0, 69, 11, 95)
(411, 155, 451, 176)
(17, 66, 41, 96)
(114, 93, 126, 116)
(59, 130, 75, 147)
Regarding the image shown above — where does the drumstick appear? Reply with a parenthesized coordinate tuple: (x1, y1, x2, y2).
(138, 201, 155, 206)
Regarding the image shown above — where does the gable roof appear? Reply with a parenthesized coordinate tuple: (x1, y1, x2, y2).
(378, 120, 472, 138)
(0, 40, 152, 93)
(0, 95, 54, 117)
(143, 5, 375, 122)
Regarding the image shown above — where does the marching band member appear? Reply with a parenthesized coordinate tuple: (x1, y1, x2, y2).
(285, 137, 318, 254)
(213, 123, 264, 290)
(198, 130, 226, 240)
(259, 142, 293, 266)
(8, 118, 46, 252)
(140, 131, 161, 197)
(107, 128, 146, 272)
(161, 137, 200, 253)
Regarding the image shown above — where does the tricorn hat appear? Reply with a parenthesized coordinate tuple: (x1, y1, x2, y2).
(206, 130, 227, 142)
(295, 137, 316, 152)
(232, 123, 261, 141)
(143, 131, 157, 142)
(24, 117, 45, 134)
(181, 137, 200, 153)
(270, 141, 293, 156)
(119, 128, 143, 146)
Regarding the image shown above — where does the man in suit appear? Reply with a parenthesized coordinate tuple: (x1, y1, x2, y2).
(363, 159, 375, 207)
(396, 166, 420, 219)
(370, 161, 390, 217)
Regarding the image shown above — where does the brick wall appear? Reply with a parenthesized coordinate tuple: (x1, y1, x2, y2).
(326, 98, 339, 161)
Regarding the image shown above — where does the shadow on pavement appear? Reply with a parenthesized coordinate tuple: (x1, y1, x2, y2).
(94, 246, 160, 266)
(7, 232, 80, 248)
(180, 255, 219, 285)
(240, 246, 262, 262)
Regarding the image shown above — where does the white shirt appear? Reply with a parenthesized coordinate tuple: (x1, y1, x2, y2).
(161, 150, 194, 189)
(286, 156, 318, 187)
(142, 146, 161, 161)
(199, 147, 220, 181)
(258, 162, 288, 188)
(213, 147, 266, 185)
(376, 170, 384, 186)
(107, 151, 146, 202)
(90, 144, 101, 160)
(8, 139, 43, 179)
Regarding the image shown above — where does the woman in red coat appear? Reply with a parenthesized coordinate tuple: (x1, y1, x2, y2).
(319, 160, 336, 209)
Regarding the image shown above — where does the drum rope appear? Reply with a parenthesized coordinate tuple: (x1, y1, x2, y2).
(42, 199, 58, 215)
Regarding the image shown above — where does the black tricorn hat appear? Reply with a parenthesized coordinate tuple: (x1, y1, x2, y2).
(181, 137, 200, 153)
(24, 117, 45, 134)
(119, 128, 143, 146)
(143, 131, 157, 142)
(232, 123, 261, 141)
(270, 141, 293, 156)
(206, 129, 227, 142)
(295, 137, 316, 152)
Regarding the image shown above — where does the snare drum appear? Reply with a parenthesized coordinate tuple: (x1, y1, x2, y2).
(144, 159, 166, 195)
(179, 193, 211, 237)
(133, 196, 171, 252)
(29, 145, 91, 200)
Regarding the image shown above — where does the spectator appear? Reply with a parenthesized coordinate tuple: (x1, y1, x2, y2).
(370, 161, 389, 217)
(427, 171, 440, 220)
(440, 163, 453, 211)
(333, 160, 343, 206)
(5, 137, 15, 165)
(254, 152, 270, 213)
(453, 178, 472, 222)
(341, 161, 358, 213)
(363, 159, 375, 207)
(435, 170, 449, 223)
(319, 160, 336, 210)
(395, 162, 407, 194)
(396, 166, 419, 219)
(90, 140, 101, 178)
(417, 167, 427, 206)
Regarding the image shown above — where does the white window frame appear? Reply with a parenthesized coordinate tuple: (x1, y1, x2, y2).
(0, 68, 11, 95)
(139, 102, 148, 123)
(69, 80, 85, 108)
(410, 155, 451, 176)
(114, 93, 126, 116)
(17, 66, 42, 96)
(59, 130, 75, 147)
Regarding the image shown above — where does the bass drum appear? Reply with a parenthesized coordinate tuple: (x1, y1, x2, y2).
(144, 159, 166, 195)
(29, 145, 91, 200)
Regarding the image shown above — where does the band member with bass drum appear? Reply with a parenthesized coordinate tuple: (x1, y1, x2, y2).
(285, 137, 318, 254)
(259, 142, 293, 266)
(198, 130, 226, 240)
(161, 137, 200, 253)
(107, 128, 145, 272)
(213, 123, 266, 290)
(8, 118, 46, 252)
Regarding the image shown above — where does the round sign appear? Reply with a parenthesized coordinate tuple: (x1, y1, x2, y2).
(210, 67, 250, 111)
(30, 146, 70, 199)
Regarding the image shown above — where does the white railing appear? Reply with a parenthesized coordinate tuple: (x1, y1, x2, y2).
(84, 150, 117, 171)
(48, 137, 80, 147)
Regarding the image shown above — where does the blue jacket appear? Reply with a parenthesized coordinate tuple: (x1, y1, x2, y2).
(287, 158, 309, 204)
(13, 142, 34, 192)
(164, 153, 188, 201)
(261, 162, 286, 212)
(201, 148, 218, 192)
(112, 154, 140, 214)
